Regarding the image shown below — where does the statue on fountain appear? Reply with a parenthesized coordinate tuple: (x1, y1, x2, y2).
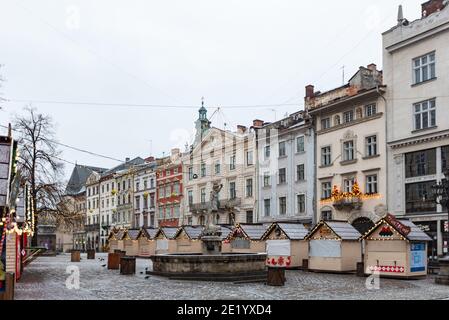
(201, 183, 223, 254)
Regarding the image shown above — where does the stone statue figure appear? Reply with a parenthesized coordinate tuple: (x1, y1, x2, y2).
(206, 183, 223, 229)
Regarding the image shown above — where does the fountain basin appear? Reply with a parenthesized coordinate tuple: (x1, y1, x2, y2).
(147, 253, 268, 282)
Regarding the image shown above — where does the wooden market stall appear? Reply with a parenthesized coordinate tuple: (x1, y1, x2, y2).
(174, 225, 203, 253)
(262, 223, 309, 269)
(107, 230, 119, 253)
(123, 229, 140, 257)
(361, 214, 432, 279)
(137, 228, 158, 258)
(154, 227, 178, 254)
(222, 224, 268, 254)
(305, 220, 362, 273)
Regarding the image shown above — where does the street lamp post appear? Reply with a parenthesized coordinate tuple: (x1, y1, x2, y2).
(432, 168, 449, 285)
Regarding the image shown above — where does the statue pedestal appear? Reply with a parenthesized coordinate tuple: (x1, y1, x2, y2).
(201, 226, 222, 255)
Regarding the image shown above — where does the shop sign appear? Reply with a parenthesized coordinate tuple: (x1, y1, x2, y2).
(386, 214, 411, 236)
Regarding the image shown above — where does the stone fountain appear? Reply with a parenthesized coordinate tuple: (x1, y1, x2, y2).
(148, 183, 267, 282)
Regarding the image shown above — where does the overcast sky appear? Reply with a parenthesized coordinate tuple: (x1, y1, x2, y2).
(0, 0, 424, 181)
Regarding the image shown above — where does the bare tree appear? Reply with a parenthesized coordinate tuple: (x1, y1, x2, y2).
(13, 107, 76, 246)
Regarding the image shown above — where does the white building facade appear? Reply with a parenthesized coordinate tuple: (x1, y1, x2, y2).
(254, 112, 315, 225)
(383, 1, 449, 257)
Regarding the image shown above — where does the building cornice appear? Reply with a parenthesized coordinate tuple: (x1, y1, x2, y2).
(317, 113, 383, 136)
(388, 129, 449, 149)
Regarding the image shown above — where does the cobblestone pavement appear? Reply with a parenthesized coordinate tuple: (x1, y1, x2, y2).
(14, 253, 449, 300)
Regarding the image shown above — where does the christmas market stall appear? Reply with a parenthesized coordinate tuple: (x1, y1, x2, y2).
(361, 214, 432, 278)
(137, 228, 158, 258)
(108, 229, 125, 253)
(222, 224, 268, 254)
(154, 227, 178, 254)
(1, 127, 35, 294)
(173, 225, 203, 253)
(305, 220, 362, 273)
(262, 223, 309, 269)
(123, 229, 140, 257)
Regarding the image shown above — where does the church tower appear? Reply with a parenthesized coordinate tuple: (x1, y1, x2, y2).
(194, 98, 211, 146)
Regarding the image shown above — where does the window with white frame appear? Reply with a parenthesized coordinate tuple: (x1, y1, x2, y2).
(343, 141, 355, 161)
(343, 110, 354, 123)
(264, 146, 270, 159)
(215, 161, 220, 174)
(246, 178, 253, 197)
(246, 151, 254, 166)
(365, 104, 377, 117)
(343, 178, 355, 193)
(188, 190, 193, 206)
(297, 194, 306, 214)
(229, 182, 236, 199)
(230, 155, 236, 170)
(321, 182, 332, 199)
(366, 135, 378, 157)
(264, 199, 271, 217)
(201, 162, 206, 177)
(279, 141, 286, 157)
(413, 52, 436, 84)
(296, 136, 305, 153)
(296, 164, 305, 181)
(200, 188, 206, 204)
(263, 172, 271, 187)
(321, 146, 332, 166)
(321, 118, 331, 130)
(188, 167, 193, 180)
(366, 174, 378, 194)
(279, 197, 287, 215)
(414, 99, 436, 130)
(321, 210, 332, 221)
(278, 168, 286, 184)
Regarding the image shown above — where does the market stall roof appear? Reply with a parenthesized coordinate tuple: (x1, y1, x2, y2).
(175, 225, 204, 240)
(218, 225, 233, 240)
(139, 228, 159, 240)
(262, 222, 309, 240)
(361, 214, 433, 242)
(125, 229, 140, 240)
(156, 227, 178, 239)
(107, 230, 118, 240)
(227, 224, 268, 240)
(305, 220, 361, 240)
(115, 229, 126, 240)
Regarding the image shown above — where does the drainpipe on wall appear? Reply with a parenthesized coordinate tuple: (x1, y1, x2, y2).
(377, 85, 388, 216)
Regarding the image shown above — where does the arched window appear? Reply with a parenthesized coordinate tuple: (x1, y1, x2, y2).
(321, 210, 332, 221)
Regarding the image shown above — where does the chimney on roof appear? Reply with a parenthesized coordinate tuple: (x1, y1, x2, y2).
(305, 85, 315, 99)
(367, 63, 377, 72)
(252, 119, 264, 128)
(145, 156, 155, 163)
(125, 157, 130, 162)
(237, 125, 247, 134)
(421, 0, 445, 17)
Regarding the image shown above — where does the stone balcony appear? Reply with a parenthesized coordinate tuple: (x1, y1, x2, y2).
(333, 196, 363, 211)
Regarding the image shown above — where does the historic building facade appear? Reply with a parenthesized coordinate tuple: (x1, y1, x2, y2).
(98, 173, 116, 250)
(85, 171, 101, 250)
(383, 0, 449, 257)
(182, 107, 257, 226)
(306, 65, 388, 234)
(156, 149, 183, 227)
(254, 112, 315, 225)
(133, 160, 157, 229)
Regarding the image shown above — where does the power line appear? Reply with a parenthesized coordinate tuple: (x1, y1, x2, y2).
(0, 124, 124, 163)
(5, 98, 301, 109)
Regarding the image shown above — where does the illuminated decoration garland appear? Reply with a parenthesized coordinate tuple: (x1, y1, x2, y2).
(320, 181, 382, 205)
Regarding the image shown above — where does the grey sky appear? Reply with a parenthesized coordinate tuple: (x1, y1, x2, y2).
(0, 0, 424, 180)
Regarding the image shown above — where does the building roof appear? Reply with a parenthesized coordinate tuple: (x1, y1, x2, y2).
(141, 228, 159, 239)
(177, 225, 204, 240)
(228, 224, 268, 240)
(361, 214, 432, 242)
(305, 220, 361, 240)
(102, 157, 146, 177)
(65, 164, 107, 196)
(126, 229, 140, 240)
(262, 223, 309, 240)
(158, 227, 178, 239)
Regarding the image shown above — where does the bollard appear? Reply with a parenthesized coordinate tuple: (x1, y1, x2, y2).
(120, 257, 136, 275)
(87, 249, 95, 260)
(356, 262, 365, 277)
(267, 267, 286, 286)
